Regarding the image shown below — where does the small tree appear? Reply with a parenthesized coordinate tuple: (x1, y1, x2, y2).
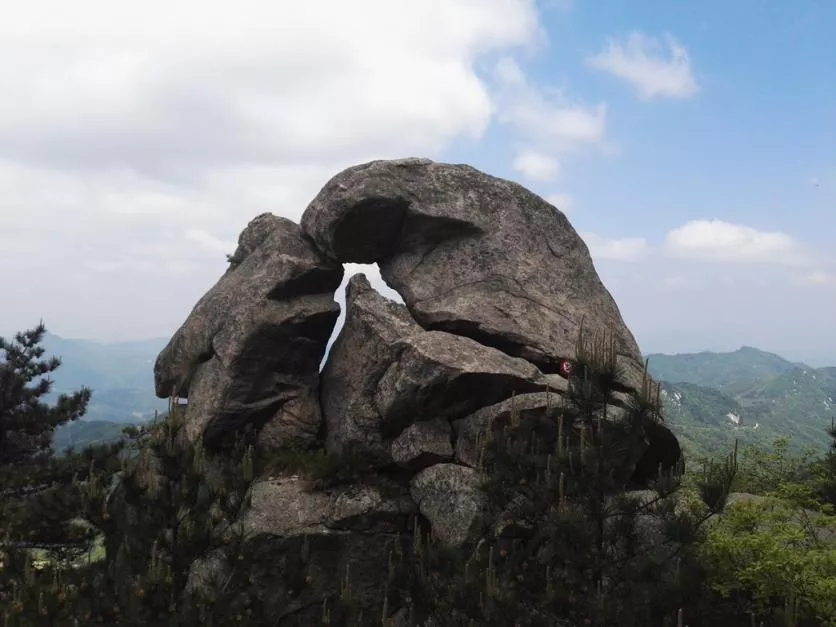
(0, 322, 90, 465)
(814, 418, 836, 509)
(75, 395, 262, 625)
(0, 325, 264, 625)
(384, 327, 739, 626)
(0, 323, 126, 624)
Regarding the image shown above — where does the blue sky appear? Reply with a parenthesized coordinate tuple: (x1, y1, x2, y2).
(462, 0, 835, 243)
(0, 0, 833, 364)
(453, 0, 836, 364)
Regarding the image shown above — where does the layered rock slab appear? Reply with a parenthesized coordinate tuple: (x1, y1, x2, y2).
(453, 390, 682, 486)
(320, 273, 555, 462)
(186, 476, 416, 625)
(319, 273, 419, 458)
(410, 463, 486, 547)
(154, 213, 343, 452)
(301, 158, 646, 391)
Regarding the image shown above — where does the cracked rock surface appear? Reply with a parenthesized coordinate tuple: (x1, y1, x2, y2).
(152, 159, 686, 623)
(301, 158, 646, 389)
(154, 214, 343, 455)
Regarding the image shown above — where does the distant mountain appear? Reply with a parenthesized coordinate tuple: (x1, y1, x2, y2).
(732, 366, 836, 449)
(52, 420, 133, 455)
(31, 333, 836, 462)
(646, 348, 836, 459)
(658, 381, 764, 460)
(645, 346, 805, 391)
(41, 333, 168, 423)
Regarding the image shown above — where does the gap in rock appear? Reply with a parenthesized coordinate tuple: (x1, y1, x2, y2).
(319, 262, 403, 372)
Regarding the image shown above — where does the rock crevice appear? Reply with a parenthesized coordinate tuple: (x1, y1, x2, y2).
(152, 158, 685, 623)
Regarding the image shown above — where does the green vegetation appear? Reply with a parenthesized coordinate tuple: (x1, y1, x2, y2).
(648, 349, 836, 459)
(52, 418, 138, 455)
(2, 324, 836, 625)
(693, 428, 836, 626)
(379, 329, 736, 626)
(646, 346, 804, 391)
(39, 332, 166, 423)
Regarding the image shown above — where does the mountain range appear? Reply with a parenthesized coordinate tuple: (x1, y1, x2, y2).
(31, 333, 166, 453)
(646, 347, 836, 459)
(14, 333, 834, 460)
(39, 333, 168, 422)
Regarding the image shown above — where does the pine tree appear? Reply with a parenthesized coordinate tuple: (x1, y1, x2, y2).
(0, 322, 91, 464)
(815, 417, 836, 508)
(72, 396, 263, 625)
(383, 326, 739, 626)
(1, 395, 268, 625)
(0, 323, 128, 623)
(0, 322, 94, 572)
(0, 324, 256, 624)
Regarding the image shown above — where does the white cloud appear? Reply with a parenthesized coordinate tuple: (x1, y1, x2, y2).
(184, 229, 237, 255)
(494, 57, 527, 85)
(512, 149, 560, 182)
(494, 57, 608, 151)
(545, 192, 573, 212)
(1, 2, 543, 177)
(800, 271, 835, 285)
(664, 220, 804, 264)
(0, 0, 543, 339)
(661, 275, 690, 289)
(581, 232, 648, 261)
(587, 33, 698, 100)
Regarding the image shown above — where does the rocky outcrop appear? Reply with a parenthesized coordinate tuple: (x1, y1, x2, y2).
(151, 158, 688, 623)
(320, 272, 562, 464)
(153, 213, 343, 453)
(240, 475, 416, 538)
(186, 476, 416, 625)
(391, 418, 454, 470)
(374, 330, 549, 438)
(319, 273, 421, 459)
(301, 158, 646, 390)
(453, 391, 565, 469)
(410, 463, 486, 547)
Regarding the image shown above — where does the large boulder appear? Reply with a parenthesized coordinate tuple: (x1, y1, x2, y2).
(319, 273, 420, 458)
(301, 158, 646, 392)
(453, 390, 566, 468)
(321, 273, 555, 459)
(453, 389, 681, 486)
(239, 475, 416, 538)
(151, 158, 690, 623)
(186, 476, 417, 626)
(391, 418, 454, 471)
(374, 330, 549, 438)
(154, 213, 343, 453)
(410, 463, 486, 547)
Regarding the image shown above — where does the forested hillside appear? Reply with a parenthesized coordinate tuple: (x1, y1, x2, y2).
(647, 348, 836, 459)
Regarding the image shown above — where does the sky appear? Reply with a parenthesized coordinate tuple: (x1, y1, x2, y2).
(0, 0, 834, 366)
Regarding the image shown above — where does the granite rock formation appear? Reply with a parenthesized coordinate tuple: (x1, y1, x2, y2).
(301, 158, 647, 390)
(150, 158, 687, 624)
(153, 214, 343, 454)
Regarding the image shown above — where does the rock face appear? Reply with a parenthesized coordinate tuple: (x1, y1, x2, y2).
(185, 476, 417, 625)
(410, 463, 486, 547)
(301, 158, 645, 388)
(153, 213, 343, 453)
(151, 158, 687, 623)
(453, 391, 565, 469)
(320, 272, 557, 462)
(319, 273, 420, 459)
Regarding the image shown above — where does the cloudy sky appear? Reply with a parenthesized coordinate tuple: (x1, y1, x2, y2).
(1, 0, 834, 365)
